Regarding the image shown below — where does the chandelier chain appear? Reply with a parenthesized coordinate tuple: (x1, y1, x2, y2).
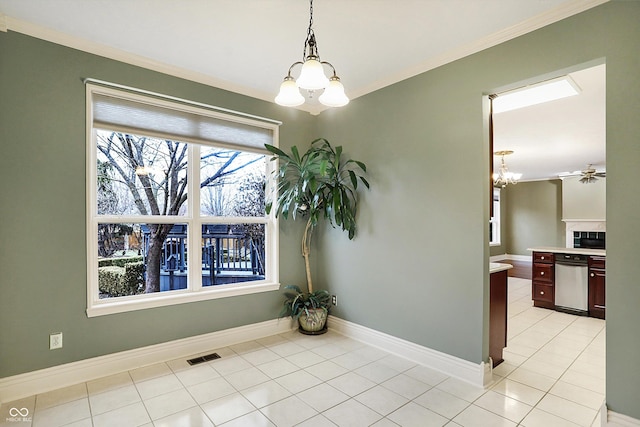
(303, 0, 319, 60)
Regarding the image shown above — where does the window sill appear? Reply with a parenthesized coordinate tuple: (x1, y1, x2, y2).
(87, 281, 281, 317)
(490, 242, 502, 247)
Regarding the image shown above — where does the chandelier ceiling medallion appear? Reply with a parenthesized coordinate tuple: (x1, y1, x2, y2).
(493, 150, 522, 188)
(275, 0, 349, 108)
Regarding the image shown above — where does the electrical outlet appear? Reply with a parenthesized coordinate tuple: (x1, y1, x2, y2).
(331, 295, 337, 306)
(50, 332, 63, 350)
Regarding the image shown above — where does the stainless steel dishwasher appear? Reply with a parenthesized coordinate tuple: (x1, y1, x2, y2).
(555, 253, 589, 315)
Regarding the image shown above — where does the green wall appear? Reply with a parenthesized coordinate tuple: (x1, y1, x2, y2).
(315, 1, 640, 419)
(603, 2, 640, 418)
(2, 1, 640, 420)
(505, 180, 565, 256)
(0, 31, 315, 378)
(315, 69, 490, 363)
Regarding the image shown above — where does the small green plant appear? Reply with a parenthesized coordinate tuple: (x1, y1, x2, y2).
(279, 284, 332, 320)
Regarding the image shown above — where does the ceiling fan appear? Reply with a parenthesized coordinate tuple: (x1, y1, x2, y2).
(579, 164, 606, 183)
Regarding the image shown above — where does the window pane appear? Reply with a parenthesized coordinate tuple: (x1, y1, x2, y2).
(97, 223, 188, 298)
(201, 223, 265, 286)
(200, 147, 265, 216)
(96, 130, 188, 216)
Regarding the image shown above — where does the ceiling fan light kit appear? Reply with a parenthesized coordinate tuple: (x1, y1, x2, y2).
(558, 164, 606, 183)
(275, 0, 349, 108)
(579, 164, 605, 183)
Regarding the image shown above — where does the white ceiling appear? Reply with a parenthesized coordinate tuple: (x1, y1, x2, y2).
(493, 64, 606, 181)
(0, 0, 607, 180)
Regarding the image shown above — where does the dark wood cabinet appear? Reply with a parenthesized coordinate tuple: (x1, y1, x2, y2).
(530, 251, 605, 319)
(533, 282, 554, 304)
(588, 256, 606, 319)
(490, 269, 508, 367)
(532, 252, 555, 309)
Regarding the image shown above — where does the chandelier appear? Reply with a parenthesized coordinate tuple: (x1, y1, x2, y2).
(274, 0, 349, 108)
(493, 150, 522, 188)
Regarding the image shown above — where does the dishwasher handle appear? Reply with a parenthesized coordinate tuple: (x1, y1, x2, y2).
(555, 253, 588, 266)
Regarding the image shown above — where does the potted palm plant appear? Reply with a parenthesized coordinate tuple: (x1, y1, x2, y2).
(265, 138, 369, 334)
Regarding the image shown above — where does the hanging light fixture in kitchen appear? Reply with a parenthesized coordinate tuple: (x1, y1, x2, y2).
(274, 0, 349, 108)
(493, 150, 522, 187)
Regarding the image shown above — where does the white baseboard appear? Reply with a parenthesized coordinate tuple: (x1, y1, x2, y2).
(1, 316, 495, 404)
(329, 316, 492, 388)
(490, 254, 531, 262)
(0, 318, 296, 404)
(490, 254, 508, 262)
(607, 405, 640, 426)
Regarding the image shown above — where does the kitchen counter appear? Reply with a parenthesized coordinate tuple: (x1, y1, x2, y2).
(528, 246, 606, 257)
(490, 262, 513, 273)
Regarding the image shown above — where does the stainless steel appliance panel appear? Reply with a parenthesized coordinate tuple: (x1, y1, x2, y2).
(555, 255, 588, 312)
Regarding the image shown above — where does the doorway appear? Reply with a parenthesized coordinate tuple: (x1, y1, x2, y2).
(488, 62, 607, 423)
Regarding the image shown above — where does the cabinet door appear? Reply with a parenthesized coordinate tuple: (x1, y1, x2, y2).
(533, 252, 554, 264)
(589, 269, 606, 319)
(532, 263, 553, 284)
(490, 270, 508, 367)
(533, 282, 554, 304)
(532, 260, 555, 309)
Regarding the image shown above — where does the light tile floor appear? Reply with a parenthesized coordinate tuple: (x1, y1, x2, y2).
(1, 277, 605, 427)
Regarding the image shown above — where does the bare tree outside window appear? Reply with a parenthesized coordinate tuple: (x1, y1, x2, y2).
(96, 131, 265, 294)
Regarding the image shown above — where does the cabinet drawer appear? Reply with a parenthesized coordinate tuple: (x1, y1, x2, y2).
(533, 283, 554, 303)
(533, 252, 554, 264)
(533, 264, 554, 283)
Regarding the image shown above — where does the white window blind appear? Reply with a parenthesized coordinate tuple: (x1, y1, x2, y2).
(88, 82, 278, 153)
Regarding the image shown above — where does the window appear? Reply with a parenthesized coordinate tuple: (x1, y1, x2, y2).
(86, 82, 281, 317)
(490, 188, 501, 246)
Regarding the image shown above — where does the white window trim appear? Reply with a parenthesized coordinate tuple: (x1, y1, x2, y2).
(490, 188, 501, 246)
(86, 84, 281, 317)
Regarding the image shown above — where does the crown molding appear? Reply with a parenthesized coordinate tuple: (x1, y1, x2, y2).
(349, 0, 610, 101)
(3, 16, 321, 115)
(3, 0, 609, 116)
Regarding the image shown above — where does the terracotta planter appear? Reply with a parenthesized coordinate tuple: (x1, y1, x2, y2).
(298, 307, 328, 334)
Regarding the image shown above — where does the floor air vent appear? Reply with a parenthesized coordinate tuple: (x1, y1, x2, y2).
(187, 352, 221, 366)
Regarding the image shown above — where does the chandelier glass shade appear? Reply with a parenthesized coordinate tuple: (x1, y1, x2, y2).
(296, 57, 329, 90)
(493, 150, 522, 188)
(274, 77, 305, 107)
(275, 0, 349, 108)
(318, 76, 349, 107)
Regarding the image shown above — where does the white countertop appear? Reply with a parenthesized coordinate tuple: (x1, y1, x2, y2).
(528, 246, 606, 256)
(490, 262, 513, 273)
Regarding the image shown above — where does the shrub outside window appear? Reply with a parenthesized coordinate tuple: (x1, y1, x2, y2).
(86, 83, 280, 317)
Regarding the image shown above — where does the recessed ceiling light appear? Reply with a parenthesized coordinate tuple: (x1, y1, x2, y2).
(493, 76, 581, 113)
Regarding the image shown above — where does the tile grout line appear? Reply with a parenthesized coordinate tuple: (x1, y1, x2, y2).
(499, 279, 605, 426)
(21, 287, 604, 427)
